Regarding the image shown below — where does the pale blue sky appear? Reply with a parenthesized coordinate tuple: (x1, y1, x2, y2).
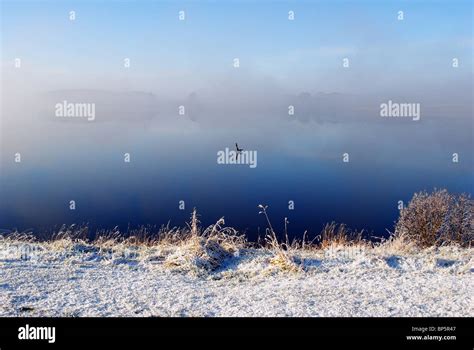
(1, 0, 472, 93)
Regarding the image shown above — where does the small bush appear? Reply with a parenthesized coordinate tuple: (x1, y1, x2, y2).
(395, 189, 474, 247)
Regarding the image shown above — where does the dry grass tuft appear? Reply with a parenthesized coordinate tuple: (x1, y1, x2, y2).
(0, 230, 37, 243)
(374, 231, 418, 256)
(163, 209, 246, 272)
(318, 222, 365, 249)
(51, 224, 89, 241)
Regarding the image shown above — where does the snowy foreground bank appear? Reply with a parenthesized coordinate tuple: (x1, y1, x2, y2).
(0, 239, 473, 317)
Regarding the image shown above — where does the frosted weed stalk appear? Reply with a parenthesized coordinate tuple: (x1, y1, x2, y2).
(258, 205, 302, 272)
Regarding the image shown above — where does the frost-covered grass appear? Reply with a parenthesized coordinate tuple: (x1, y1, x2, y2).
(0, 221, 473, 317)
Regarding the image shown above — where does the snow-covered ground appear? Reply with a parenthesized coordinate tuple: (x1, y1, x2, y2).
(0, 239, 472, 317)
